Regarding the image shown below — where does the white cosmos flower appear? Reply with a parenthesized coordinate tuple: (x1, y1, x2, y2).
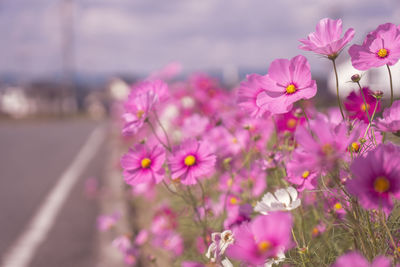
(254, 186, 301, 215)
(206, 230, 234, 263)
(264, 249, 285, 267)
(221, 257, 233, 267)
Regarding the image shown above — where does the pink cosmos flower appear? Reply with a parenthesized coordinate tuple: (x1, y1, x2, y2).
(151, 205, 178, 234)
(133, 79, 169, 102)
(122, 90, 157, 136)
(131, 180, 156, 200)
(241, 117, 275, 151)
(226, 212, 292, 266)
(203, 126, 249, 157)
(219, 167, 266, 197)
(276, 109, 305, 134)
(224, 203, 252, 229)
(294, 115, 358, 173)
(344, 87, 380, 123)
(332, 251, 391, 267)
(97, 212, 120, 231)
(347, 142, 400, 214)
(311, 222, 326, 237)
(169, 139, 216, 185)
(123, 249, 138, 266)
(112, 235, 132, 253)
(237, 74, 271, 118)
(148, 62, 182, 81)
(211, 193, 239, 217)
(349, 23, 400, 70)
(134, 229, 149, 246)
(122, 79, 168, 136)
(121, 144, 166, 186)
(327, 107, 345, 125)
(299, 18, 355, 58)
(323, 189, 348, 217)
(152, 230, 184, 256)
(376, 100, 400, 134)
(286, 150, 318, 192)
(189, 73, 219, 92)
(189, 73, 229, 116)
(256, 55, 317, 114)
(219, 173, 242, 194)
(262, 151, 284, 170)
(182, 114, 210, 138)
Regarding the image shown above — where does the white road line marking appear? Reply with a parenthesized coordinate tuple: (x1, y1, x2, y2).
(1, 125, 106, 267)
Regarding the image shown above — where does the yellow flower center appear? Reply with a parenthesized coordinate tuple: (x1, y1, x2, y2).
(351, 142, 360, 153)
(286, 84, 297, 94)
(257, 241, 271, 253)
(374, 176, 390, 193)
(334, 202, 342, 210)
(137, 110, 145, 119)
(302, 170, 310, 179)
(287, 118, 297, 128)
(229, 197, 238, 205)
(322, 143, 334, 156)
(232, 138, 238, 144)
(141, 158, 151, 168)
(227, 178, 233, 187)
(184, 155, 196, 166)
(377, 48, 388, 58)
(312, 227, 319, 236)
(361, 103, 370, 112)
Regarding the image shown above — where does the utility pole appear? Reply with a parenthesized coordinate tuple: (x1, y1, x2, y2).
(59, 0, 77, 114)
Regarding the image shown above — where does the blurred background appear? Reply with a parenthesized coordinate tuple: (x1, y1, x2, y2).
(0, 0, 400, 118)
(0, 1, 399, 266)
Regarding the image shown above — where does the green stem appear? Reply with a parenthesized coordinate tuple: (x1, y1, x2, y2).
(362, 99, 380, 144)
(186, 187, 208, 246)
(365, 210, 378, 255)
(357, 82, 372, 122)
(291, 229, 307, 267)
(153, 110, 172, 151)
(387, 64, 394, 106)
(332, 59, 345, 120)
(146, 120, 171, 152)
(162, 180, 189, 203)
(300, 101, 311, 128)
(195, 178, 208, 231)
(380, 209, 399, 258)
(357, 82, 377, 145)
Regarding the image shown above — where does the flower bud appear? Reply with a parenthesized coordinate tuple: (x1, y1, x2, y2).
(351, 74, 361, 82)
(372, 90, 383, 99)
(294, 108, 303, 118)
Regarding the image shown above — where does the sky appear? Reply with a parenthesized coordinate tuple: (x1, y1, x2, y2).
(0, 0, 400, 80)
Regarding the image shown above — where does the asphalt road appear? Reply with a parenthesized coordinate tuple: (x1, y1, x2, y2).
(0, 118, 107, 267)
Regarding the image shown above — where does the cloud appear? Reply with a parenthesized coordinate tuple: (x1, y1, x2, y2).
(0, 0, 399, 78)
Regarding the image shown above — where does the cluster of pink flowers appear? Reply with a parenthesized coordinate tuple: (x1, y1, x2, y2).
(99, 17, 400, 267)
